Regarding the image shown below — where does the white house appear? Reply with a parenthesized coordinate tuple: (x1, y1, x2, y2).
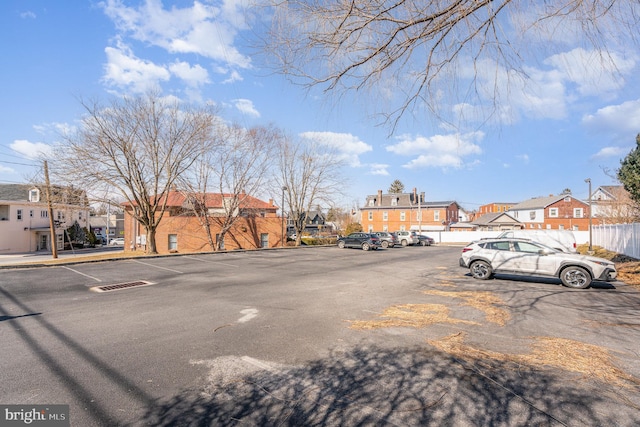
(0, 184, 90, 254)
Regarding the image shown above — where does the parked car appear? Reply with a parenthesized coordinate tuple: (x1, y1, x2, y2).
(395, 231, 415, 246)
(411, 231, 433, 246)
(459, 237, 617, 289)
(109, 238, 125, 246)
(337, 233, 381, 251)
(497, 229, 577, 253)
(373, 232, 397, 248)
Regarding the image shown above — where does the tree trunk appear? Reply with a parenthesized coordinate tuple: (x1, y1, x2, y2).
(146, 228, 158, 254)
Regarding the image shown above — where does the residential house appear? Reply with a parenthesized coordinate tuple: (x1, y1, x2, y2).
(508, 194, 594, 231)
(122, 191, 283, 253)
(0, 183, 90, 253)
(361, 189, 460, 232)
(471, 212, 523, 231)
(287, 209, 334, 236)
(590, 185, 640, 223)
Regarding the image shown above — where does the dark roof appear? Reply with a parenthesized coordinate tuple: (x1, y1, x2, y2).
(472, 212, 521, 225)
(0, 184, 36, 201)
(0, 183, 88, 205)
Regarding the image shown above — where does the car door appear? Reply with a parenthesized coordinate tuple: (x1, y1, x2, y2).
(481, 241, 515, 272)
(510, 241, 558, 275)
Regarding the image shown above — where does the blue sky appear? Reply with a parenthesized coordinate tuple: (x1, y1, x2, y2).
(1, 1, 639, 213)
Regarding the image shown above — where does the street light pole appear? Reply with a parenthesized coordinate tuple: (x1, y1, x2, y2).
(585, 178, 592, 252)
(281, 186, 287, 247)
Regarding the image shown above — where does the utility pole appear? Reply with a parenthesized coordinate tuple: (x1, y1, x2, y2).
(43, 160, 58, 259)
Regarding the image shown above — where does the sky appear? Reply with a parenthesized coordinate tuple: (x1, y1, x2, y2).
(1, 1, 639, 213)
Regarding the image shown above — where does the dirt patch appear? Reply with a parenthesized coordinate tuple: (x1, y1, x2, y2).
(429, 332, 640, 389)
(423, 290, 510, 326)
(349, 304, 479, 330)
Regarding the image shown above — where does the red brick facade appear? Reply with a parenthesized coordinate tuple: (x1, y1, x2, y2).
(123, 191, 285, 253)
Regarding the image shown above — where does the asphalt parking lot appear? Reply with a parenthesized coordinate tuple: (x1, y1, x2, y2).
(1, 245, 639, 426)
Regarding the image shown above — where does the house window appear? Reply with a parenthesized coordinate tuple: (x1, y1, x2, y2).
(29, 189, 40, 202)
(382, 225, 388, 232)
(399, 225, 406, 231)
(168, 234, 178, 251)
(382, 211, 388, 221)
(78, 211, 83, 220)
(529, 211, 536, 220)
(391, 199, 397, 206)
(17, 209, 23, 220)
(574, 208, 583, 218)
(400, 211, 406, 221)
(368, 211, 373, 221)
(559, 224, 565, 230)
(368, 225, 373, 232)
(41, 210, 48, 218)
(572, 225, 579, 231)
(434, 211, 440, 221)
(30, 210, 34, 218)
(368, 199, 374, 206)
(260, 233, 269, 248)
(546, 224, 551, 229)
(549, 208, 558, 218)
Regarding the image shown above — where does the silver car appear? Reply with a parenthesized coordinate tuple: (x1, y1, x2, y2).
(459, 238, 617, 289)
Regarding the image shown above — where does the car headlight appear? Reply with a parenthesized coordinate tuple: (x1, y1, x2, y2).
(593, 260, 612, 267)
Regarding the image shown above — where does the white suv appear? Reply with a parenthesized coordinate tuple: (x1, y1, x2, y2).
(459, 238, 617, 289)
(395, 231, 415, 246)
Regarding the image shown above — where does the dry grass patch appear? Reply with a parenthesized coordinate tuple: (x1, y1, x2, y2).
(577, 244, 640, 288)
(423, 290, 511, 326)
(349, 304, 479, 330)
(429, 332, 640, 388)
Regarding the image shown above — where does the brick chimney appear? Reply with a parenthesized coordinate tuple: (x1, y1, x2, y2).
(377, 190, 382, 206)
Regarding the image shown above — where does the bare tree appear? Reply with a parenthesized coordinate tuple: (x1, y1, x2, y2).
(179, 124, 279, 251)
(594, 185, 640, 224)
(274, 134, 345, 246)
(58, 91, 216, 254)
(262, 0, 638, 129)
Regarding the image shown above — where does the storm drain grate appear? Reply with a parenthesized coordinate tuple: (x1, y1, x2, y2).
(91, 280, 155, 293)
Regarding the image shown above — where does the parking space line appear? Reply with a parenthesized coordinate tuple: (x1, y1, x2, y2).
(61, 266, 102, 282)
(132, 260, 184, 274)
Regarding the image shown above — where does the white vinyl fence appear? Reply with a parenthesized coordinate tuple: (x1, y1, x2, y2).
(593, 223, 640, 259)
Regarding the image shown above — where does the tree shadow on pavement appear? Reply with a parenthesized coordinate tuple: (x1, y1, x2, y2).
(138, 345, 638, 426)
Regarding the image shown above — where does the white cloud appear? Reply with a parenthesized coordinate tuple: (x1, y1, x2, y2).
(20, 11, 36, 19)
(103, 42, 170, 92)
(516, 154, 529, 163)
(544, 48, 635, 98)
(0, 165, 15, 173)
(299, 131, 373, 167)
(582, 99, 640, 140)
(10, 140, 54, 160)
(368, 163, 389, 176)
(386, 132, 483, 170)
(101, 0, 251, 70)
(169, 61, 209, 87)
(233, 99, 260, 117)
(591, 146, 631, 159)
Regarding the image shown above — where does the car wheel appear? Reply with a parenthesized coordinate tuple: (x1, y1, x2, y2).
(401, 239, 408, 247)
(338, 241, 345, 249)
(560, 266, 591, 289)
(420, 240, 427, 246)
(362, 242, 370, 251)
(381, 241, 389, 248)
(470, 260, 493, 280)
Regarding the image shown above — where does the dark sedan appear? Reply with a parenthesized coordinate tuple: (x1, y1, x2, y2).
(337, 233, 381, 251)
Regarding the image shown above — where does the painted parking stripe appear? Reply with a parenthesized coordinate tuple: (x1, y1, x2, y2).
(182, 256, 236, 267)
(61, 266, 102, 282)
(132, 260, 184, 274)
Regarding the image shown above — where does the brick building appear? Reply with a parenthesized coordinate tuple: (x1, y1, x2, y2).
(123, 191, 283, 253)
(361, 189, 460, 232)
(508, 194, 596, 231)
